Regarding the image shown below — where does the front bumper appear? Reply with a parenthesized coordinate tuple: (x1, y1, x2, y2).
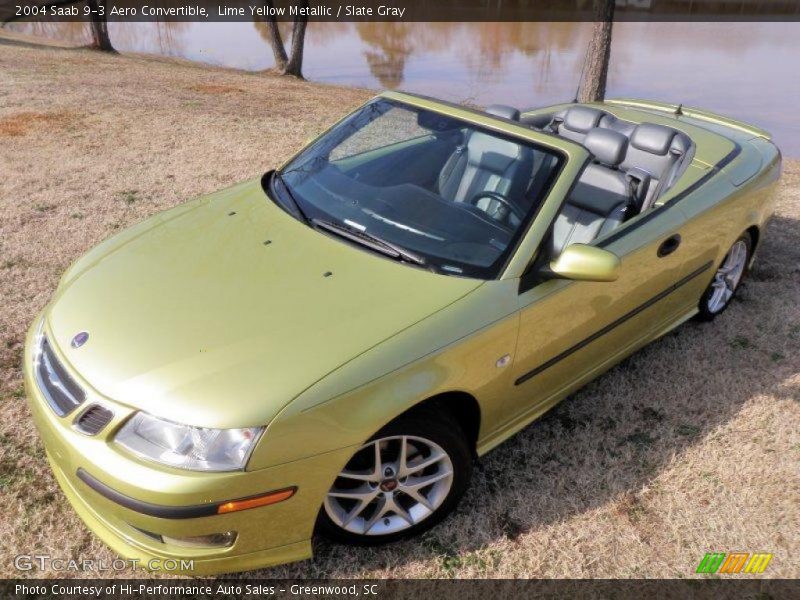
(23, 316, 356, 575)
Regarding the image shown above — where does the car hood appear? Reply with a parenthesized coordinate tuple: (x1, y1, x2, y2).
(46, 179, 482, 428)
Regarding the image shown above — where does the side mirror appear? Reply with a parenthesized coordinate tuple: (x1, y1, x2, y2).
(544, 244, 620, 282)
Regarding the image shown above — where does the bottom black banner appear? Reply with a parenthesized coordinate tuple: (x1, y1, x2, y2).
(1, 579, 798, 600)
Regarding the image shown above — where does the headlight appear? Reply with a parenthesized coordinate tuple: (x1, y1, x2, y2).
(115, 412, 262, 472)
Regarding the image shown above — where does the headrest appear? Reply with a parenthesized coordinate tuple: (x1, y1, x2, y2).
(485, 104, 520, 121)
(630, 123, 686, 156)
(584, 128, 628, 167)
(563, 106, 606, 133)
(466, 132, 522, 172)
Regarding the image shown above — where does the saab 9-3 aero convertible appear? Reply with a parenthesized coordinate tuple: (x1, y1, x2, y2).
(25, 92, 781, 574)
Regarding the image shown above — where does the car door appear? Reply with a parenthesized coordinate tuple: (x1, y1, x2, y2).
(499, 174, 698, 432)
(663, 148, 759, 312)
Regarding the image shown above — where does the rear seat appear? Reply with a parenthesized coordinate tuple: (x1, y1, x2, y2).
(549, 106, 611, 143)
(548, 106, 694, 211)
(548, 106, 634, 143)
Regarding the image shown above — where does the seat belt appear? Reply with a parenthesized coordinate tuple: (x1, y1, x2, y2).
(623, 167, 651, 218)
(526, 155, 555, 206)
(625, 177, 640, 217)
(548, 116, 563, 134)
(437, 144, 466, 196)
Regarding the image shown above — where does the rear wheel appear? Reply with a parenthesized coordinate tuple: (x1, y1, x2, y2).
(317, 410, 472, 545)
(697, 233, 752, 321)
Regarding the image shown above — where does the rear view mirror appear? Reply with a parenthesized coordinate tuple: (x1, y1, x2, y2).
(544, 244, 620, 282)
(417, 111, 461, 133)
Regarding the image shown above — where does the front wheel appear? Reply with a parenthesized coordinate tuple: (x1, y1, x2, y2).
(317, 410, 472, 545)
(697, 233, 752, 321)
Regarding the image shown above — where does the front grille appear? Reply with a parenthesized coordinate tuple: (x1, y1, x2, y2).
(74, 404, 113, 435)
(35, 335, 86, 416)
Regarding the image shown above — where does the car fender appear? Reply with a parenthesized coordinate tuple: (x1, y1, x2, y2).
(248, 279, 521, 470)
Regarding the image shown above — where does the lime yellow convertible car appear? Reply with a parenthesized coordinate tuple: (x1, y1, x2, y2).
(24, 92, 781, 574)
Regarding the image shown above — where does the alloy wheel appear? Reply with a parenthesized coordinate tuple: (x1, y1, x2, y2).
(324, 435, 454, 536)
(706, 239, 748, 313)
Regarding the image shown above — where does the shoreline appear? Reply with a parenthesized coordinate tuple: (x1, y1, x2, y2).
(0, 28, 365, 85)
(3, 28, 798, 159)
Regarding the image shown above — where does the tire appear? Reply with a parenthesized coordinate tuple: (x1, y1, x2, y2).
(696, 233, 752, 321)
(317, 409, 472, 545)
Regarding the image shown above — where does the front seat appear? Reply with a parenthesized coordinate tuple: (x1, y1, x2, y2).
(551, 128, 632, 257)
(438, 105, 533, 224)
(620, 122, 693, 211)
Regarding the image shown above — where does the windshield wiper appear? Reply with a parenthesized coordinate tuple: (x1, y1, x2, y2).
(272, 171, 310, 224)
(311, 218, 426, 267)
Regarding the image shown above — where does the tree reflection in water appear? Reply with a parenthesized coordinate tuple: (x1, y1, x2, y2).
(5, 20, 799, 155)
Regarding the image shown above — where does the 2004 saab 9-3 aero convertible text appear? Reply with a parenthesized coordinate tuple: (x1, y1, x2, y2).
(25, 92, 781, 574)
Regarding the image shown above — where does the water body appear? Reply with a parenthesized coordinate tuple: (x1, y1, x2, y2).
(9, 20, 800, 155)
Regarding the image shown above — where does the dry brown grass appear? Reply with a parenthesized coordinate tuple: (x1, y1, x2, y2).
(187, 83, 245, 95)
(0, 39, 798, 580)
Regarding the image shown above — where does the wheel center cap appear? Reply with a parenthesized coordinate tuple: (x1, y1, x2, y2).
(380, 479, 398, 492)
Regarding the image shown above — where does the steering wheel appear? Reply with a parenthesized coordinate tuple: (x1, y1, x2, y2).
(467, 191, 525, 223)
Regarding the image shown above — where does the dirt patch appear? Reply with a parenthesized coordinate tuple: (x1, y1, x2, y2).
(0, 111, 77, 137)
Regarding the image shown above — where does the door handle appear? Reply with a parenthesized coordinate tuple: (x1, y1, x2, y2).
(657, 234, 681, 257)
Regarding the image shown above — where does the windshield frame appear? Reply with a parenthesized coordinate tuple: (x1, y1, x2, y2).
(267, 94, 572, 280)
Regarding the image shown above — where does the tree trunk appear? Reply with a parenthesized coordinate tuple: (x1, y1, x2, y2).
(577, 0, 614, 103)
(256, 0, 307, 77)
(86, 0, 115, 52)
(283, 2, 308, 78)
(262, 1, 288, 71)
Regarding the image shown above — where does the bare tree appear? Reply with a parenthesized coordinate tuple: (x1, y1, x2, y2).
(260, 7, 289, 71)
(577, 0, 614, 103)
(256, 0, 308, 78)
(0, 0, 115, 53)
(85, 0, 114, 52)
(283, 6, 307, 78)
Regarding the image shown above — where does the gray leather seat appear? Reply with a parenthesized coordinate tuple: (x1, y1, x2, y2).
(549, 106, 606, 143)
(546, 106, 695, 213)
(551, 128, 631, 256)
(620, 123, 693, 210)
(438, 105, 533, 224)
(548, 105, 636, 143)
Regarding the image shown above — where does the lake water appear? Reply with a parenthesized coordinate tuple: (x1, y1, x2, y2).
(9, 20, 800, 156)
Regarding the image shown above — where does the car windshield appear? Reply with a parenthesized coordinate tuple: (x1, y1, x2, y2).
(270, 98, 563, 279)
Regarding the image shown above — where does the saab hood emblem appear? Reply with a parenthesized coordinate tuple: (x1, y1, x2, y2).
(70, 331, 89, 349)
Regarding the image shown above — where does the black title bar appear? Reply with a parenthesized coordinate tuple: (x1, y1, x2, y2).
(3, 0, 800, 23)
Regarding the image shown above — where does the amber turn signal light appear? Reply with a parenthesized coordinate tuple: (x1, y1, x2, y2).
(217, 487, 296, 514)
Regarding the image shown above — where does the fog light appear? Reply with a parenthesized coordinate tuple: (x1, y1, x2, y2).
(161, 531, 237, 548)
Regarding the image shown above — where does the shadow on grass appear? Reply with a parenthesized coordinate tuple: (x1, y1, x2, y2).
(244, 212, 800, 578)
(0, 33, 77, 50)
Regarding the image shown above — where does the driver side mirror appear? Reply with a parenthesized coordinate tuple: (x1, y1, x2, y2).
(542, 244, 620, 282)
